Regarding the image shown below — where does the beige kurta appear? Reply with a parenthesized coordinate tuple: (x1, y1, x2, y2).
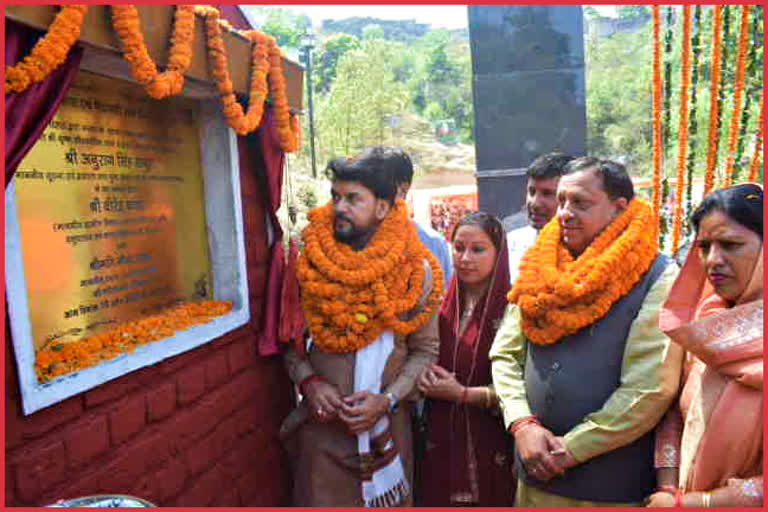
(283, 269, 440, 507)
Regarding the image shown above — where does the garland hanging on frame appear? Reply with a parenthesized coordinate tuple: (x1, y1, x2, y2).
(671, 6, 692, 255)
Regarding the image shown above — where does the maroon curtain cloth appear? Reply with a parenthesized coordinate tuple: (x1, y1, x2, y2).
(5, 20, 83, 187)
(218, 5, 287, 356)
(254, 109, 286, 356)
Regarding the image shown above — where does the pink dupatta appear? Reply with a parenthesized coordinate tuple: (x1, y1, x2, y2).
(659, 223, 763, 492)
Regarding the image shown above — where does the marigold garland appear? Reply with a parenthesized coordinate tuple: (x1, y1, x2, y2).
(651, 6, 664, 226)
(5, 5, 88, 94)
(747, 91, 764, 182)
(196, 6, 300, 151)
(111, 5, 195, 99)
(671, 6, 692, 255)
(723, 5, 752, 187)
(507, 199, 658, 346)
(297, 199, 443, 353)
(34, 300, 233, 382)
(703, 5, 724, 198)
(684, 5, 702, 237)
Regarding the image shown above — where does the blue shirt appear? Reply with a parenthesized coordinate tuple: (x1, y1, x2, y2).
(415, 222, 453, 287)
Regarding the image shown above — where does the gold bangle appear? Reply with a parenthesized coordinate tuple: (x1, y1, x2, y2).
(702, 491, 712, 507)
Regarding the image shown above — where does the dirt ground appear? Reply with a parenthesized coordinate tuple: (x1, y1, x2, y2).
(412, 168, 477, 189)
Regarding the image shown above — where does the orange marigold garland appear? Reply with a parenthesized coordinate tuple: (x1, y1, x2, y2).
(722, 5, 752, 187)
(35, 300, 233, 382)
(747, 91, 764, 182)
(651, 6, 664, 225)
(703, 5, 724, 198)
(297, 199, 443, 353)
(671, 6, 692, 255)
(111, 5, 195, 99)
(507, 199, 658, 346)
(196, 6, 301, 151)
(5, 5, 88, 94)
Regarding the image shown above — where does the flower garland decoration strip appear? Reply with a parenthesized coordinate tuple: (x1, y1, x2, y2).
(5, 5, 88, 94)
(703, 5, 724, 198)
(671, 6, 692, 255)
(111, 5, 196, 99)
(651, 5, 664, 225)
(297, 199, 443, 353)
(747, 91, 763, 183)
(34, 300, 233, 382)
(733, 9, 762, 182)
(722, 5, 752, 187)
(684, 5, 702, 237)
(662, 5, 675, 161)
(507, 198, 658, 346)
(196, 6, 301, 151)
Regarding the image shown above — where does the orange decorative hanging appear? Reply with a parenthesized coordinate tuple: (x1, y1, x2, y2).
(722, 5, 752, 187)
(671, 6, 692, 255)
(5, 5, 88, 94)
(35, 300, 233, 382)
(651, 6, 664, 224)
(196, 6, 301, 151)
(703, 5, 724, 198)
(747, 91, 764, 182)
(111, 5, 196, 99)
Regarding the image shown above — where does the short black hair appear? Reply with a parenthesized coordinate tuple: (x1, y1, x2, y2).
(325, 146, 401, 203)
(526, 152, 575, 180)
(562, 156, 635, 201)
(691, 183, 763, 239)
(451, 211, 504, 253)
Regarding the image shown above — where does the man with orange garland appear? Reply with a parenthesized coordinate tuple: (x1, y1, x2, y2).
(490, 157, 683, 506)
(282, 146, 443, 507)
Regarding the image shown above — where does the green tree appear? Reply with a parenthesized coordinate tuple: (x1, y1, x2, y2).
(616, 5, 650, 20)
(243, 6, 311, 50)
(316, 39, 409, 159)
(314, 33, 361, 93)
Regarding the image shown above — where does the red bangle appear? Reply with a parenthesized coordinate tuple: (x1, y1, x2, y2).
(508, 415, 540, 435)
(299, 374, 324, 395)
(673, 489, 684, 507)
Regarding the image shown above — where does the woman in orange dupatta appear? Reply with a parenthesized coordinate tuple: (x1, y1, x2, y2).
(648, 183, 763, 507)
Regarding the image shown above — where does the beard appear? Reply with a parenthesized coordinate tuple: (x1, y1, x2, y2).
(334, 215, 376, 249)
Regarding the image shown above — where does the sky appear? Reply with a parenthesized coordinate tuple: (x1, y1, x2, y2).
(265, 4, 617, 30)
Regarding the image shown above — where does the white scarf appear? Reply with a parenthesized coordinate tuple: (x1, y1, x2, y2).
(354, 331, 409, 507)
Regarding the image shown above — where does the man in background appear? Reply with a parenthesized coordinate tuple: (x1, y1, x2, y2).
(388, 147, 453, 288)
(506, 152, 574, 281)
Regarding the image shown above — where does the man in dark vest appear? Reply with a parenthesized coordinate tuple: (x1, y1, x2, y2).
(489, 157, 683, 506)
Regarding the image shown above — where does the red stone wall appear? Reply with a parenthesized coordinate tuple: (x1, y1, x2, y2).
(5, 143, 294, 506)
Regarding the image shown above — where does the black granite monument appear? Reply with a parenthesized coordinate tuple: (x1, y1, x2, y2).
(468, 5, 587, 229)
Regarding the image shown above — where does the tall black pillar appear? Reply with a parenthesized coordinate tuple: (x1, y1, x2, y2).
(468, 5, 587, 228)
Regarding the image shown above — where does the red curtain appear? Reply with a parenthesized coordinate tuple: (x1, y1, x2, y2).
(5, 20, 83, 187)
(252, 110, 286, 356)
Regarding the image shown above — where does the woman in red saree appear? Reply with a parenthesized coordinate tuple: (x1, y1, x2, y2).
(648, 183, 763, 507)
(416, 212, 515, 506)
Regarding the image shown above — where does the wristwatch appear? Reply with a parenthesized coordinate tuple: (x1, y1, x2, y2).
(385, 392, 399, 414)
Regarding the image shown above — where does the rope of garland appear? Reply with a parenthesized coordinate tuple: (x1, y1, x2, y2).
(703, 5, 724, 198)
(747, 91, 763, 182)
(651, 6, 664, 229)
(195, 6, 300, 150)
(733, 7, 762, 181)
(659, 5, 675, 248)
(671, 6, 692, 255)
(684, 5, 702, 237)
(110, 5, 195, 99)
(5, 5, 88, 94)
(722, 5, 752, 187)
